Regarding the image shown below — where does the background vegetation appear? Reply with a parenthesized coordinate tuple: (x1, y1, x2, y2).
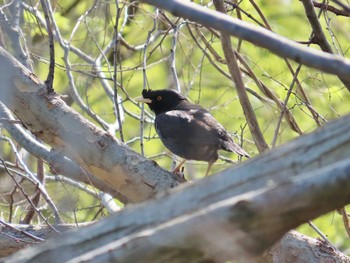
(1, 0, 350, 257)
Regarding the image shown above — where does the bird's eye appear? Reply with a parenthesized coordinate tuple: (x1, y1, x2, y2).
(157, 96, 162, 101)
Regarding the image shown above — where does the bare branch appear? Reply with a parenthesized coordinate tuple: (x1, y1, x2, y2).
(21, 159, 45, 224)
(0, 158, 59, 232)
(213, 0, 268, 153)
(0, 102, 131, 203)
(301, 0, 350, 90)
(140, 0, 350, 87)
(40, 0, 55, 93)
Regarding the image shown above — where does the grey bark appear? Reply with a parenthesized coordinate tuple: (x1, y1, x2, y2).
(3, 113, 350, 262)
(0, 46, 184, 204)
(1, 225, 347, 262)
(0, 223, 93, 258)
(262, 231, 349, 263)
(1, 3, 350, 260)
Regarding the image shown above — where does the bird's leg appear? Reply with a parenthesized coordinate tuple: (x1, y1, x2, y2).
(205, 162, 214, 177)
(172, 159, 187, 173)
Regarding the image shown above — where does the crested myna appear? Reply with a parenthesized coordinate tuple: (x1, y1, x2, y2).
(135, 89, 249, 176)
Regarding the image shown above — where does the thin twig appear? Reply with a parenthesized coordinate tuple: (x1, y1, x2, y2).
(213, 0, 268, 153)
(0, 219, 45, 242)
(113, 0, 125, 141)
(301, 0, 350, 90)
(331, 0, 350, 15)
(0, 158, 59, 233)
(312, 0, 350, 16)
(249, 0, 322, 128)
(0, 136, 61, 226)
(31, 1, 112, 130)
(308, 220, 337, 250)
(170, 22, 181, 92)
(99, 192, 121, 213)
(271, 65, 302, 147)
(140, 0, 350, 86)
(140, 8, 159, 156)
(338, 208, 350, 238)
(40, 0, 55, 93)
(22, 159, 44, 224)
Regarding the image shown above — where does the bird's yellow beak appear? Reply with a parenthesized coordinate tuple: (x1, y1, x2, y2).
(134, 96, 152, 104)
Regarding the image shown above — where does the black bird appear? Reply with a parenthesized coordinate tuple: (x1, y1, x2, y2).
(135, 89, 249, 176)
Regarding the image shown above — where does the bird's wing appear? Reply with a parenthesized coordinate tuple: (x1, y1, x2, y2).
(190, 109, 250, 157)
(156, 109, 249, 159)
(155, 109, 222, 161)
(155, 109, 219, 146)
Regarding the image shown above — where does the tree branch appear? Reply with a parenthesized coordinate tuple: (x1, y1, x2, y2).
(4, 113, 350, 262)
(0, 46, 184, 204)
(301, 0, 350, 91)
(265, 230, 349, 263)
(0, 222, 93, 257)
(40, 0, 55, 93)
(2, 225, 346, 262)
(0, 102, 131, 203)
(213, 0, 268, 153)
(140, 0, 350, 88)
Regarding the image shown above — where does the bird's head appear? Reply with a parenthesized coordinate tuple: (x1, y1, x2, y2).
(134, 89, 187, 115)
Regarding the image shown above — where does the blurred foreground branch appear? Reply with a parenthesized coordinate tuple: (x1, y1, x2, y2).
(4, 113, 350, 262)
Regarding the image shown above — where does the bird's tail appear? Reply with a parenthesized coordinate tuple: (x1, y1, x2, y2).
(221, 141, 250, 158)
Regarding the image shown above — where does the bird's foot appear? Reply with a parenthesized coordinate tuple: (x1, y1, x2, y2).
(172, 166, 186, 181)
(171, 159, 186, 174)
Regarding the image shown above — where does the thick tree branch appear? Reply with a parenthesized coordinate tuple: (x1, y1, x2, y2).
(0, 46, 184, 203)
(0, 222, 93, 257)
(264, 231, 349, 263)
(4, 113, 350, 262)
(0, 102, 131, 203)
(65, 158, 350, 262)
(1, 225, 346, 262)
(140, 0, 350, 89)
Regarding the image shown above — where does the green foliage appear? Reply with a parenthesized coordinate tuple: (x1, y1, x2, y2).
(1, 0, 350, 254)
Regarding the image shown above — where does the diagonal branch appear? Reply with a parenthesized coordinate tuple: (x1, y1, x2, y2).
(40, 0, 55, 94)
(5, 112, 350, 262)
(301, 0, 350, 91)
(213, 0, 268, 153)
(0, 102, 131, 203)
(140, 0, 350, 89)
(0, 46, 183, 204)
